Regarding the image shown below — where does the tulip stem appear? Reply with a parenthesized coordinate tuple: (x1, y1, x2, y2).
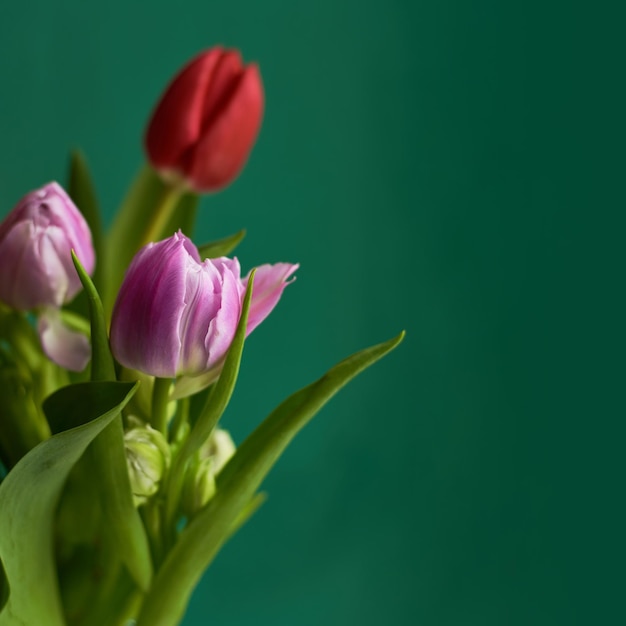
(140, 183, 183, 247)
(151, 377, 171, 436)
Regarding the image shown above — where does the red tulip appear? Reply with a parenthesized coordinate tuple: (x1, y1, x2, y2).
(144, 47, 264, 193)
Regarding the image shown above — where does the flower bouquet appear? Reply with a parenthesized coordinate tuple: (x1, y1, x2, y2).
(0, 47, 403, 626)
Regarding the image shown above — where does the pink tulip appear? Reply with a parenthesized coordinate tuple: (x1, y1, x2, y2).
(110, 232, 297, 384)
(0, 181, 94, 371)
(144, 47, 264, 193)
(0, 181, 94, 310)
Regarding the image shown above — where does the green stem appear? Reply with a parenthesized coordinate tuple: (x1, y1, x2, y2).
(140, 183, 183, 247)
(151, 377, 172, 436)
(140, 502, 164, 568)
(168, 397, 189, 445)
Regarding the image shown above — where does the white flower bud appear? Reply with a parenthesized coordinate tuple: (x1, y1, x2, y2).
(124, 425, 171, 506)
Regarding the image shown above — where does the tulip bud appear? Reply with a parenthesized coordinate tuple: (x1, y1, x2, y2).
(181, 457, 216, 518)
(181, 428, 236, 517)
(0, 182, 94, 311)
(110, 231, 297, 388)
(144, 47, 264, 193)
(201, 427, 236, 475)
(124, 425, 171, 506)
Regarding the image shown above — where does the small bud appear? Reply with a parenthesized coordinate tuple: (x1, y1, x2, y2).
(201, 427, 236, 474)
(124, 425, 171, 506)
(181, 457, 216, 518)
(181, 428, 236, 517)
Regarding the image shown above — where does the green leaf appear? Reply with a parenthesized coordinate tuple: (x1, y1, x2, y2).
(0, 559, 8, 614)
(43, 382, 135, 434)
(102, 166, 197, 318)
(197, 229, 246, 259)
(0, 381, 138, 626)
(71, 251, 115, 382)
(135, 331, 405, 626)
(68, 150, 105, 296)
(164, 272, 255, 529)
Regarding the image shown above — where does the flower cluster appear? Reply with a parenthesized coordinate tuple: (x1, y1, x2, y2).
(0, 46, 402, 626)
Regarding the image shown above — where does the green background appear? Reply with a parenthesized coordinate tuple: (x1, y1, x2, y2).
(0, 1, 624, 624)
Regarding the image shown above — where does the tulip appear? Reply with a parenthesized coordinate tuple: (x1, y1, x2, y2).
(0, 182, 94, 310)
(0, 182, 94, 371)
(144, 47, 264, 193)
(110, 232, 297, 385)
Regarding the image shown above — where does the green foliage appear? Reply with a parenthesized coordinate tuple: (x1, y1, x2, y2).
(135, 332, 405, 626)
(164, 271, 255, 531)
(0, 146, 405, 626)
(0, 381, 138, 626)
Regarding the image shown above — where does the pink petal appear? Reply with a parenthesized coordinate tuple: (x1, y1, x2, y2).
(38, 308, 91, 372)
(110, 234, 189, 377)
(244, 263, 299, 335)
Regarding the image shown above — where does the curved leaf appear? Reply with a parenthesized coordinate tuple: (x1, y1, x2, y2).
(0, 381, 138, 626)
(164, 273, 255, 529)
(136, 332, 405, 626)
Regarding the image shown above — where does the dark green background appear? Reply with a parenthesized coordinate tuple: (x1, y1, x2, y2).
(1, 1, 624, 624)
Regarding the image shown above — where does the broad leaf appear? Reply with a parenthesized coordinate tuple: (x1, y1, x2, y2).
(135, 332, 405, 626)
(43, 382, 134, 434)
(0, 381, 138, 626)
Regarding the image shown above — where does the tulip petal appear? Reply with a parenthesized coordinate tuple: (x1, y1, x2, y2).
(186, 64, 264, 191)
(244, 263, 299, 335)
(38, 308, 91, 372)
(177, 258, 221, 375)
(198, 50, 244, 130)
(145, 48, 224, 169)
(0, 182, 94, 310)
(203, 261, 242, 367)
(110, 235, 189, 377)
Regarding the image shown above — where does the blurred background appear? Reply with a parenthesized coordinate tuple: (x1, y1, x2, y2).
(0, 1, 624, 624)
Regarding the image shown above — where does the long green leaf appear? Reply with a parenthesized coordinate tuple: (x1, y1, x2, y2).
(136, 331, 405, 626)
(0, 381, 138, 626)
(164, 273, 255, 528)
